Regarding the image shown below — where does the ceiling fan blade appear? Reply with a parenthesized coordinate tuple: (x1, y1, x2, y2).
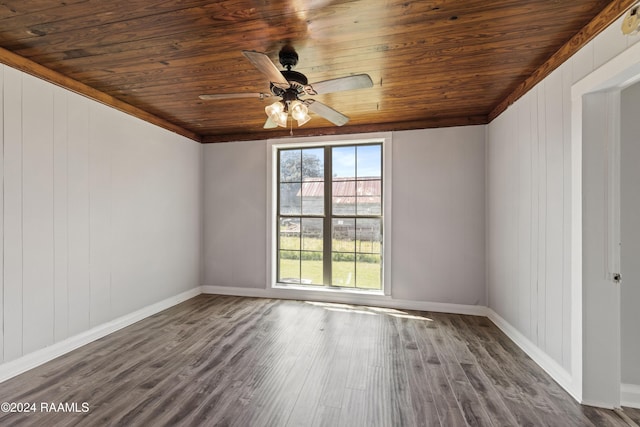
(242, 50, 290, 90)
(199, 93, 271, 100)
(264, 116, 278, 129)
(305, 99, 349, 126)
(306, 74, 373, 95)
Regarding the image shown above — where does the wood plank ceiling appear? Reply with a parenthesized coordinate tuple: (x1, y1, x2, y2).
(0, 0, 632, 143)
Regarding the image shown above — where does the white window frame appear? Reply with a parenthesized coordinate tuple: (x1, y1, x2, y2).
(266, 132, 392, 296)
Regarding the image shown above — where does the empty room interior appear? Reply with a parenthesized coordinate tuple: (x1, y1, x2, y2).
(1, 1, 640, 426)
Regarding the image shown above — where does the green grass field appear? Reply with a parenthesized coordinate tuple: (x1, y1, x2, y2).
(279, 234, 382, 289)
(279, 258, 381, 289)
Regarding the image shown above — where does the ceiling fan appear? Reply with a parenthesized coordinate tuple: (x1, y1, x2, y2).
(199, 45, 373, 129)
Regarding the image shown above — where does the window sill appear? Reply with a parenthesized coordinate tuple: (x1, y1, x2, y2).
(272, 283, 385, 297)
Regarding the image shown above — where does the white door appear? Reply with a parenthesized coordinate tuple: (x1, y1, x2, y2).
(620, 81, 640, 408)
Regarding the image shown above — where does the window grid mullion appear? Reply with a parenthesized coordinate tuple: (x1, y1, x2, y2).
(323, 146, 332, 286)
(276, 150, 282, 282)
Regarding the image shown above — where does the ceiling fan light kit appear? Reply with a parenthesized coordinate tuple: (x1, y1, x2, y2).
(290, 100, 311, 126)
(264, 99, 310, 128)
(265, 101, 288, 127)
(200, 45, 373, 130)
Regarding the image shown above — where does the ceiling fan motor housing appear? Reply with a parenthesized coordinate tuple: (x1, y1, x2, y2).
(281, 70, 308, 86)
(271, 70, 308, 98)
(279, 46, 299, 69)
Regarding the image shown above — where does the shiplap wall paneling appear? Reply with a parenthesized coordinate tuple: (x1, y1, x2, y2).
(66, 93, 91, 337)
(561, 61, 573, 371)
(89, 104, 112, 328)
(109, 115, 146, 317)
(0, 63, 202, 373)
(487, 14, 640, 374)
(3, 66, 23, 362)
(527, 89, 540, 345)
(111, 117, 163, 314)
(544, 66, 565, 365)
(122, 121, 157, 309)
(516, 94, 533, 340)
(0, 65, 4, 362)
(21, 73, 55, 355)
(536, 79, 548, 355)
(53, 86, 69, 343)
(488, 74, 571, 367)
(505, 112, 519, 325)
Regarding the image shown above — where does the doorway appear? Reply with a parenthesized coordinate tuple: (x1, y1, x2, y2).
(572, 40, 640, 408)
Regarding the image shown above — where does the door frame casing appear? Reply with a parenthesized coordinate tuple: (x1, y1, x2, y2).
(571, 40, 640, 407)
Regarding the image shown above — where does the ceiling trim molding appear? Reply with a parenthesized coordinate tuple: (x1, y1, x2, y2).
(0, 47, 201, 142)
(489, 0, 637, 122)
(201, 115, 488, 143)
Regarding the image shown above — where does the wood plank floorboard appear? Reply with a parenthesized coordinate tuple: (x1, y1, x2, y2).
(0, 295, 633, 426)
(622, 407, 640, 425)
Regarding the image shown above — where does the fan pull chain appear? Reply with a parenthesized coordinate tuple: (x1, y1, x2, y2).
(290, 115, 293, 136)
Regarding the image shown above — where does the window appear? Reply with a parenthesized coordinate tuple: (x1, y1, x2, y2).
(276, 142, 383, 290)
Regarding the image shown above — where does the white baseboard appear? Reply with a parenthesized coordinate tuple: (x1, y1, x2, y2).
(486, 309, 579, 403)
(580, 400, 616, 410)
(202, 285, 488, 316)
(622, 383, 640, 409)
(0, 286, 202, 384)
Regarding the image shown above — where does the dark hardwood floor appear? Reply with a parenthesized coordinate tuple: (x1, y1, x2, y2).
(0, 295, 632, 426)
(623, 407, 640, 425)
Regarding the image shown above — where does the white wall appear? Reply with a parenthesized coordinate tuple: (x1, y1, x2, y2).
(487, 14, 640, 377)
(391, 127, 485, 305)
(487, 63, 573, 373)
(0, 64, 202, 364)
(621, 81, 640, 387)
(203, 140, 267, 289)
(203, 126, 486, 307)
